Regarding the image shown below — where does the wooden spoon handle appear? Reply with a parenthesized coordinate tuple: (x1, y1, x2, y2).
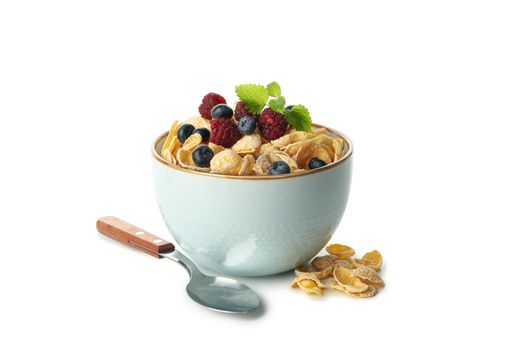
(97, 216, 175, 258)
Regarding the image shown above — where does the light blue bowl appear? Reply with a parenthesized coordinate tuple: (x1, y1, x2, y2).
(152, 125, 353, 276)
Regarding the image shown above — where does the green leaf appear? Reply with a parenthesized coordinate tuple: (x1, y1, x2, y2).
(283, 104, 312, 131)
(268, 96, 286, 113)
(235, 84, 268, 114)
(266, 82, 281, 97)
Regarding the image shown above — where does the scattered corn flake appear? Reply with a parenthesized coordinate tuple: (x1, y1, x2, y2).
(352, 266, 385, 287)
(352, 259, 367, 270)
(294, 265, 319, 275)
(210, 149, 243, 175)
(333, 266, 369, 293)
(328, 278, 353, 295)
(360, 250, 383, 271)
(290, 275, 327, 296)
(351, 285, 378, 298)
(328, 279, 378, 298)
(312, 255, 338, 271)
(182, 133, 202, 151)
(231, 134, 262, 155)
(326, 243, 355, 259)
(290, 244, 384, 299)
(329, 259, 354, 269)
(295, 265, 333, 279)
(238, 154, 255, 176)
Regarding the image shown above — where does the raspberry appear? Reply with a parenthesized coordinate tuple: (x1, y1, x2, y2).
(199, 93, 226, 120)
(210, 118, 242, 148)
(258, 108, 288, 141)
(234, 101, 257, 122)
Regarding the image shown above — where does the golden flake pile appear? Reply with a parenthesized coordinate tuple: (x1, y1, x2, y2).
(291, 244, 385, 298)
(160, 116, 346, 176)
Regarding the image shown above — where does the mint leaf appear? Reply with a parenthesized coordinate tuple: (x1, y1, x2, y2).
(266, 82, 281, 97)
(268, 96, 286, 113)
(235, 84, 268, 114)
(283, 104, 312, 131)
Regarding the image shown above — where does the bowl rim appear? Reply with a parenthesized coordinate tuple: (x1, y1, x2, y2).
(151, 123, 353, 180)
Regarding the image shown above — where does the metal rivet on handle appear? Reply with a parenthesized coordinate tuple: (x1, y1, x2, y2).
(135, 231, 144, 236)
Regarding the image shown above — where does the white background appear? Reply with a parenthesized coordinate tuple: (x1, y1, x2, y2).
(1, 0, 524, 349)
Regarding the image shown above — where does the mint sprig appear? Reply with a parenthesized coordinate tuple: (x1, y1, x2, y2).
(268, 96, 286, 113)
(235, 84, 268, 114)
(235, 82, 312, 131)
(283, 105, 312, 131)
(266, 82, 281, 97)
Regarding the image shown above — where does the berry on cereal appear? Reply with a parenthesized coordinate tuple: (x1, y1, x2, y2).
(210, 118, 242, 148)
(192, 128, 210, 142)
(191, 145, 214, 168)
(308, 157, 327, 170)
(211, 104, 234, 119)
(258, 108, 288, 141)
(199, 93, 226, 120)
(177, 124, 195, 144)
(234, 101, 257, 122)
(268, 160, 291, 175)
(237, 116, 257, 135)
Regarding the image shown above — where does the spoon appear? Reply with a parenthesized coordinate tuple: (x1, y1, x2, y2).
(97, 216, 260, 313)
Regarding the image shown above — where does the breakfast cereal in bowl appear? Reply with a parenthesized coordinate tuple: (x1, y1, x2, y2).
(159, 82, 346, 177)
(152, 82, 353, 276)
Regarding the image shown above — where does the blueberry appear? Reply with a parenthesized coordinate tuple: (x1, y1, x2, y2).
(177, 124, 195, 143)
(192, 128, 210, 142)
(285, 105, 295, 111)
(269, 160, 291, 175)
(308, 157, 327, 169)
(237, 116, 257, 135)
(211, 104, 233, 119)
(191, 145, 214, 167)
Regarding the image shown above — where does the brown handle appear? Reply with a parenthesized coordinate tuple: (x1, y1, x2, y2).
(97, 216, 175, 258)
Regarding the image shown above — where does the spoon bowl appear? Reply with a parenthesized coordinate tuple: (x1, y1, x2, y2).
(164, 250, 260, 313)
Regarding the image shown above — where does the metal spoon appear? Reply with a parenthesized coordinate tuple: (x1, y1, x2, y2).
(97, 216, 260, 313)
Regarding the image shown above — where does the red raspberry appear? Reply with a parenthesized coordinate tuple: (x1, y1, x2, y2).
(210, 118, 242, 148)
(234, 101, 257, 122)
(199, 93, 226, 120)
(258, 108, 288, 141)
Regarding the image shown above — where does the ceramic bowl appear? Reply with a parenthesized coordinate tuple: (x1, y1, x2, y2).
(152, 124, 353, 276)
